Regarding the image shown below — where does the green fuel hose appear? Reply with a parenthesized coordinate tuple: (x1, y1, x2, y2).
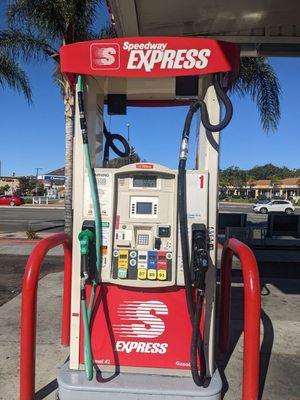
(77, 75, 102, 277)
(77, 75, 102, 380)
(81, 298, 93, 380)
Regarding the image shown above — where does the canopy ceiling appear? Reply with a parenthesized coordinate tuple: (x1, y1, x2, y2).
(108, 0, 300, 56)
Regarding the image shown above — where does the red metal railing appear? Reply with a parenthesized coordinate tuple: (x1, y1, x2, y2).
(20, 233, 72, 400)
(219, 238, 261, 400)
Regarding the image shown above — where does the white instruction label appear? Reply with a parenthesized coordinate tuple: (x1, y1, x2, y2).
(84, 171, 113, 218)
(102, 224, 110, 246)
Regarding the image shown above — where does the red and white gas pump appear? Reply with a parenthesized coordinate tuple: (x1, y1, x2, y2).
(56, 36, 240, 399)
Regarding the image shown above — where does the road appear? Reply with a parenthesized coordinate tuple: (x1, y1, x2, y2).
(220, 203, 300, 226)
(0, 207, 64, 233)
(0, 204, 299, 233)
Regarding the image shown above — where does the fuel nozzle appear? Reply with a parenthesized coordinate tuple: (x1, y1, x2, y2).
(78, 229, 95, 299)
(78, 229, 94, 256)
(192, 229, 209, 293)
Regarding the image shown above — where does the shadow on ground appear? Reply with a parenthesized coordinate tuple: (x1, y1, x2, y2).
(0, 255, 64, 306)
(216, 261, 300, 400)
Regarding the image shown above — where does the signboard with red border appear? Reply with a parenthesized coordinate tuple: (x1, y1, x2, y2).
(79, 284, 205, 371)
(60, 36, 239, 78)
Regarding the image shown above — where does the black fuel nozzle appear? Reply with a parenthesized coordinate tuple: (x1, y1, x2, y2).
(193, 248, 209, 291)
(192, 229, 209, 293)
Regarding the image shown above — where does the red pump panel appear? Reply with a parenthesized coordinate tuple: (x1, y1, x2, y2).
(60, 37, 239, 78)
(79, 284, 202, 371)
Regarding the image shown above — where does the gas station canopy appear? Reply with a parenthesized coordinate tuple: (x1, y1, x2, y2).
(108, 0, 300, 56)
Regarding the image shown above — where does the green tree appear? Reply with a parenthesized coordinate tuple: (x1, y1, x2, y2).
(1, 0, 104, 234)
(248, 163, 292, 180)
(0, 184, 10, 195)
(18, 176, 36, 195)
(108, 147, 141, 168)
(219, 166, 247, 188)
(232, 57, 281, 132)
(0, 32, 31, 99)
(33, 183, 46, 196)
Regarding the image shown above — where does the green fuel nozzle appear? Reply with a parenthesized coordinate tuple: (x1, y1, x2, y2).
(78, 229, 94, 256)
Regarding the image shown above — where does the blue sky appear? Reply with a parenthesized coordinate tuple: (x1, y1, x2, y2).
(0, 5, 299, 176)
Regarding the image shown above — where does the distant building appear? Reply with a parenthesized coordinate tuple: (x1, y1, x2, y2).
(226, 177, 300, 200)
(0, 176, 20, 194)
(39, 168, 65, 198)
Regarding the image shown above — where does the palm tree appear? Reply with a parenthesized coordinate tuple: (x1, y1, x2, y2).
(1, 2, 281, 233)
(1, 0, 104, 235)
(232, 57, 281, 132)
(0, 36, 31, 100)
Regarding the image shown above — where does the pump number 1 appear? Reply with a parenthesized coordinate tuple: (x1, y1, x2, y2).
(198, 175, 204, 189)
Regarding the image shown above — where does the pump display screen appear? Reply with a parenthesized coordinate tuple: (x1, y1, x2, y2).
(133, 175, 157, 188)
(136, 202, 152, 214)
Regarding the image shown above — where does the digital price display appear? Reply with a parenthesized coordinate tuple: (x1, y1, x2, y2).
(133, 175, 157, 188)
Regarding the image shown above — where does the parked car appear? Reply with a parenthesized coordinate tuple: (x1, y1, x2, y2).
(0, 195, 25, 206)
(252, 200, 295, 214)
(254, 199, 270, 205)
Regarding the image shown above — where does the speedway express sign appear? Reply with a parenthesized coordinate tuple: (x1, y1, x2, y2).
(60, 37, 239, 78)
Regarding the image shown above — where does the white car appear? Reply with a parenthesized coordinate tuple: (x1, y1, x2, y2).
(252, 200, 295, 215)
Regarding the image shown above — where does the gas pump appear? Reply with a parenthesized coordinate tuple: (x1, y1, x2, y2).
(58, 36, 240, 400)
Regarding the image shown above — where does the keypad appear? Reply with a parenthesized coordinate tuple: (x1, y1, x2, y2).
(113, 249, 171, 281)
(137, 234, 149, 245)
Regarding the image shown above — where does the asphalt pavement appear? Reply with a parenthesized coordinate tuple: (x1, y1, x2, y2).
(0, 203, 299, 234)
(0, 206, 64, 233)
(220, 203, 300, 227)
(220, 202, 300, 215)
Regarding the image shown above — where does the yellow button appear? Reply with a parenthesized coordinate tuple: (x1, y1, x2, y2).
(147, 269, 157, 280)
(118, 260, 128, 268)
(137, 268, 147, 280)
(157, 270, 167, 281)
(118, 250, 128, 268)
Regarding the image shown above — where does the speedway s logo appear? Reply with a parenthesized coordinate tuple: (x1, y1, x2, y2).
(113, 300, 168, 338)
(90, 43, 120, 70)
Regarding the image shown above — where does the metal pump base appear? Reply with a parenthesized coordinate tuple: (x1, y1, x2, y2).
(57, 362, 222, 400)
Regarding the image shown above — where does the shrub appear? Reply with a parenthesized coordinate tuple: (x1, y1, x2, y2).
(25, 229, 39, 240)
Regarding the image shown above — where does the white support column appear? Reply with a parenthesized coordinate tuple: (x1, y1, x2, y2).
(196, 76, 220, 377)
(69, 77, 104, 369)
(69, 83, 85, 369)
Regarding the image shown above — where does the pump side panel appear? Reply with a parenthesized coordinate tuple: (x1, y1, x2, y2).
(79, 284, 199, 371)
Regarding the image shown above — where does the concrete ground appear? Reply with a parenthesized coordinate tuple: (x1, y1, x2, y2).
(0, 244, 299, 399)
(217, 277, 300, 400)
(0, 271, 69, 400)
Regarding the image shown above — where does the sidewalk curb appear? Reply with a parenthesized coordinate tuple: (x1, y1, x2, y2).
(0, 238, 41, 244)
(20, 205, 64, 210)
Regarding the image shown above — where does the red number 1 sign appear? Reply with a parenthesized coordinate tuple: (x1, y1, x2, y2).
(198, 175, 204, 189)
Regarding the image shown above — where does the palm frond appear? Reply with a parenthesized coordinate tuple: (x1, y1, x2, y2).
(100, 23, 117, 39)
(0, 51, 31, 101)
(0, 30, 58, 62)
(232, 57, 281, 132)
(8, 0, 102, 43)
(71, 0, 102, 42)
(8, 0, 69, 40)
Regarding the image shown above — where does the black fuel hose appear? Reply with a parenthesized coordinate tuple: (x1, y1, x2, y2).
(199, 74, 233, 132)
(178, 74, 233, 386)
(179, 154, 206, 386)
(103, 123, 130, 167)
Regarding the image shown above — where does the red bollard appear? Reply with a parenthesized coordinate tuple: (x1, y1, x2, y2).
(20, 233, 72, 400)
(219, 238, 261, 400)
